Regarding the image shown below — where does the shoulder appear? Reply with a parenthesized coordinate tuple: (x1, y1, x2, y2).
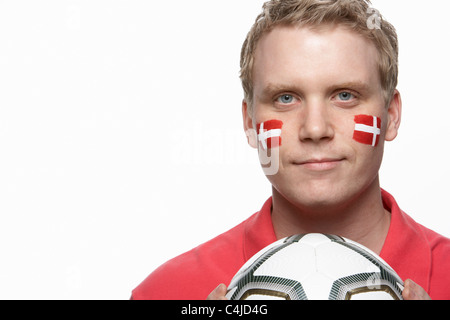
(380, 190, 450, 299)
(131, 218, 249, 300)
(417, 224, 450, 299)
(397, 210, 450, 299)
(131, 199, 276, 300)
(402, 212, 450, 259)
(410, 218, 450, 266)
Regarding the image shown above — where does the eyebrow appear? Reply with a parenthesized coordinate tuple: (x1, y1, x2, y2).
(328, 81, 373, 94)
(257, 83, 300, 101)
(259, 80, 373, 98)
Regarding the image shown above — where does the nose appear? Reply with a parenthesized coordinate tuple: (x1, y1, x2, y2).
(298, 100, 334, 143)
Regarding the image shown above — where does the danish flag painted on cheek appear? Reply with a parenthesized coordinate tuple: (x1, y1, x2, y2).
(257, 120, 283, 150)
(353, 114, 381, 147)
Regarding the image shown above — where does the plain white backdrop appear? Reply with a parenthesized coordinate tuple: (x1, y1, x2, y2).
(0, 0, 449, 299)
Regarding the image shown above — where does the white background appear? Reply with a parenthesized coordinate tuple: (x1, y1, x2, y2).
(0, 0, 449, 299)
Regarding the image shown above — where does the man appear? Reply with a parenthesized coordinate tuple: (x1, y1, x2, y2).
(132, 0, 450, 300)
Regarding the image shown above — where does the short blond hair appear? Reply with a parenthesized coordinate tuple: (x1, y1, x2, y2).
(240, 0, 398, 108)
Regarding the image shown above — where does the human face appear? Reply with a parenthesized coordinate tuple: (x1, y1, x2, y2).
(243, 25, 401, 212)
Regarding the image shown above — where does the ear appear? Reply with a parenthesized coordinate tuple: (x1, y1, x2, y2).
(242, 100, 257, 148)
(385, 90, 402, 142)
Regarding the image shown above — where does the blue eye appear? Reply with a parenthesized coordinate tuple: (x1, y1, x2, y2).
(337, 92, 354, 101)
(277, 94, 294, 104)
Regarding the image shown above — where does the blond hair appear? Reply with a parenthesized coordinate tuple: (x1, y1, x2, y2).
(240, 0, 398, 108)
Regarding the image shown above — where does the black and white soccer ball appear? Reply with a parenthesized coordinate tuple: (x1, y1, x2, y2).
(226, 233, 404, 300)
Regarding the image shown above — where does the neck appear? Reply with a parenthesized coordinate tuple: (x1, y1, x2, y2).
(271, 180, 391, 254)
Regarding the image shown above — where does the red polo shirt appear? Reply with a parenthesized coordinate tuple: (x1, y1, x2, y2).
(131, 190, 450, 300)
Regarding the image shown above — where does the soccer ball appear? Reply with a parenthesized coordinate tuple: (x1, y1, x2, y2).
(226, 233, 404, 300)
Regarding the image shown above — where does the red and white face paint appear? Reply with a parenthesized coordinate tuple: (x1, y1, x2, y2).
(254, 119, 283, 176)
(353, 114, 381, 147)
(256, 120, 283, 151)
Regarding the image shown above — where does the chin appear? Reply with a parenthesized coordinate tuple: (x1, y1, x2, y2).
(273, 182, 354, 213)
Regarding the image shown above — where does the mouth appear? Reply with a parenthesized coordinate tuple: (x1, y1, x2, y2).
(294, 158, 345, 171)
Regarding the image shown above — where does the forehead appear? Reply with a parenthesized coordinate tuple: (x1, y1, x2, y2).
(252, 24, 381, 95)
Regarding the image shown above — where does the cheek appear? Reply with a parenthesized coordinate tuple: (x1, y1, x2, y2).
(352, 114, 382, 147)
(256, 119, 284, 150)
(352, 145, 384, 186)
(350, 122, 386, 179)
(350, 114, 385, 169)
